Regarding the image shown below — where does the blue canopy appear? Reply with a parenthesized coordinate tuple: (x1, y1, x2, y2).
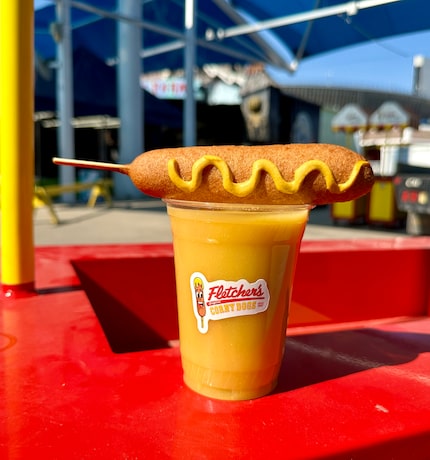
(35, 0, 430, 74)
(34, 0, 274, 72)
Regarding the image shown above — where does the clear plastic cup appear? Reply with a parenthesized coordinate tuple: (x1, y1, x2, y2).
(165, 200, 311, 400)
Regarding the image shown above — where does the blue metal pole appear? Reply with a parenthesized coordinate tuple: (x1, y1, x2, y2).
(184, 0, 196, 146)
(115, 0, 143, 199)
(56, 0, 76, 202)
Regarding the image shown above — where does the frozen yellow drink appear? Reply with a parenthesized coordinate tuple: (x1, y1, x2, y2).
(166, 200, 310, 400)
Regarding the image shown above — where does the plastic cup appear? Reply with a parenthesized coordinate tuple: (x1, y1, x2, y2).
(165, 200, 311, 400)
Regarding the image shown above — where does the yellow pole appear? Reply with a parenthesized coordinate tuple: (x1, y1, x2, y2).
(0, 0, 35, 296)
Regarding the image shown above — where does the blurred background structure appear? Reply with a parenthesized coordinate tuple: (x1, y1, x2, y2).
(32, 0, 430, 230)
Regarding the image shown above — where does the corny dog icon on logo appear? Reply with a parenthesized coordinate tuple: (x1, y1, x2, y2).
(193, 276, 206, 329)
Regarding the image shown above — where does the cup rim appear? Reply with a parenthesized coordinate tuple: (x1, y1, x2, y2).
(163, 199, 314, 212)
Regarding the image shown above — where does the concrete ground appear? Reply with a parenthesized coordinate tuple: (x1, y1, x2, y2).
(25, 199, 409, 246)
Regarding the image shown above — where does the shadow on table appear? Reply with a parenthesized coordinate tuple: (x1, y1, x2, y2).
(276, 325, 430, 393)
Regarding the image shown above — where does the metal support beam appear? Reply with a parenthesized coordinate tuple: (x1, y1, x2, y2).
(141, 38, 268, 65)
(55, 0, 76, 203)
(184, 0, 197, 146)
(211, 0, 401, 40)
(115, 0, 143, 199)
(211, 0, 297, 71)
(70, 0, 183, 40)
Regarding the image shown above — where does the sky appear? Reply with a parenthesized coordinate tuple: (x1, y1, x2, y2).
(267, 29, 430, 96)
(34, 0, 430, 97)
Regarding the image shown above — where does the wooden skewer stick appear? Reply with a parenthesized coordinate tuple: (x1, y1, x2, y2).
(52, 157, 129, 175)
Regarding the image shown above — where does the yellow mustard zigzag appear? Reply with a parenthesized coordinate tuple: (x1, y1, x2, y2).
(167, 155, 367, 197)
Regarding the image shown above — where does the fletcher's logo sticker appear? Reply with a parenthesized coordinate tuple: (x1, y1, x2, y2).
(190, 272, 270, 334)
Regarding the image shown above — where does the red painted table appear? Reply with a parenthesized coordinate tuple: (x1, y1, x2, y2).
(1, 239, 430, 459)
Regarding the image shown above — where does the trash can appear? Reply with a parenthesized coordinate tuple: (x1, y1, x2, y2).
(367, 177, 405, 227)
(331, 196, 367, 224)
